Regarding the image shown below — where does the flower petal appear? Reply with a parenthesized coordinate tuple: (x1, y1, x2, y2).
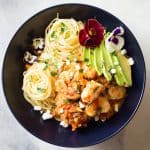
(79, 19, 105, 48)
(113, 36, 124, 50)
(85, 37, 101, 48)
(79, 29, 90, 46)
(111, 37, 119, 45)
(113, 26, 124, 36)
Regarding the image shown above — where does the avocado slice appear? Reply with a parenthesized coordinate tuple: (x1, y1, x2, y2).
(93, 47, 103, 75)
(112, 55, 128, 86)
(83, 48, 90, 65)
(101, 42, 112, 81)
(89, 50, 95, 68)
(116, 50, 132, 86)
(102, 42, 114, 71)
(103, 32, 114, 71)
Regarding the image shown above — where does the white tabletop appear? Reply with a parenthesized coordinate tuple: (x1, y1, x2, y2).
(0, 0, 150, 150)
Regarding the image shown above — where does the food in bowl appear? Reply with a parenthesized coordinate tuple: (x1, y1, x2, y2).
(22, 17, 134, 131)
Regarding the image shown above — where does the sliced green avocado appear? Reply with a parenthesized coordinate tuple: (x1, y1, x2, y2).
(83, 48, 90, 65)
(101, 42, 112, 81)
(116, 50, 132, 86)
(93, 47, 103, 75)
(112, 55, 128, 86)
(102, 42, 114, 71)
(89, 50, 95, 68)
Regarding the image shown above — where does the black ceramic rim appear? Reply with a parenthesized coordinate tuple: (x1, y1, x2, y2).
(2, 3, 146, 147)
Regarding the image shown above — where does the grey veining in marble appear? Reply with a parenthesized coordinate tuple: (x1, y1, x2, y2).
(0, 0, 150, 150)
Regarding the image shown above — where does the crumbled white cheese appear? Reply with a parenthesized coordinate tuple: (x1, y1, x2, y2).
(114, 104, 119, 112)
(59, 108, 64, 114)
(24, 51, 37, 64)
(60, 121, 69, 128)
(69, 71, 74, 77)
(121, 49, 127, 55)
(40, 52, 51, 60)
(24, 51, 30, 61)
(128, 57, 135, 65)
(110, 68, 116, 74)
(101, 119, 106, 122)
(66, 61, 70, 65)
(28, 55, 37, 64)
(40, 110, 43, 114)
(33, 106, 41, 111)
(114, 61, 119, 65)
(57, 62, 64, 69)
(42, 111, 53, 120)
(33, 38, 44, 49)
(73, 58, 77, 62)
(46, 110, 51, 114)
(94, 116, 99, 121)
(23, 71, 27, 76)
(75, 64, 80, 70)
(84, 66, 88, 72)
(79, 101, 85, 109)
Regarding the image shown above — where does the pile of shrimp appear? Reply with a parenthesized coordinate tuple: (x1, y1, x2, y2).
(51, 62, 126, 131)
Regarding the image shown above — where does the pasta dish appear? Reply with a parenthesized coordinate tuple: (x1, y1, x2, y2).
(22, 17, 134, 131)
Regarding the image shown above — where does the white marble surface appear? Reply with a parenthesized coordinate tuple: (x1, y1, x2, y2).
(0, 0, 150, 150)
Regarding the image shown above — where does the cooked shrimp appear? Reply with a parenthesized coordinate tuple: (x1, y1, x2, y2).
(81, 80, 104, 104)
(85, 99, 99, 117)
(98, 96, 111, 113)
(55, 93, 67, 107)
(83, 65, 98, 79)
(73, 71, 87, 88)
(70, 112, 88, 131)
(99, 109, 114, 121)
(55, 69, 87, 100)
(55, 70, 79, 100)
(56, 103, 88, 131)
(97, 76, 110, 87)
(108, 85, 126, 100)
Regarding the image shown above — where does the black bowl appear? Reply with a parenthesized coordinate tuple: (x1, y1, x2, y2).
(2, 4, 146, 147)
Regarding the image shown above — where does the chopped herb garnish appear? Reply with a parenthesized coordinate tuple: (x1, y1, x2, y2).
(43, 64, 49, 70)
(61, 27, 65, 33)
(51, 31, 56, 38)
(50, 71, 57, 76)
(40, 59, 50, 64)
(29, 75, 33, 81)
(42, 59, 50, 70)
(60, 22, 67, 33)
(37, 87, 46, 93)
(76, 31, 79, 35)
(79, 69, 83, 73)
(111, 51, 116, 55)
(90, 51, 94, 54)
(84, 58, 89, 62)
(64, 99, 70, 103)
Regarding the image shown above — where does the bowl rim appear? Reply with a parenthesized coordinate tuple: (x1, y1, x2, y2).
(2, 3, 146, 147)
